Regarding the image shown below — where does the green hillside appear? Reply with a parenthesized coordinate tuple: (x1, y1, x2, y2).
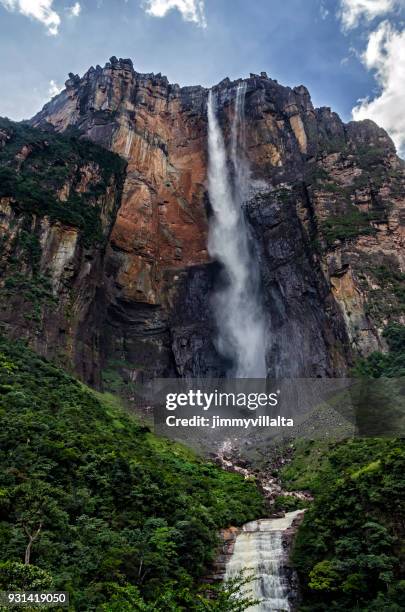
(0, 336, 264, 610)
(283, 325, 405, 611)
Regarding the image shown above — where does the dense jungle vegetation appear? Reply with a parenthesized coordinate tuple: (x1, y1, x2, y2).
(0, 117, 126, 247)
(283, 323, 405, 611)
(0, 336, 264, 610)
(0, 325, 404, 612)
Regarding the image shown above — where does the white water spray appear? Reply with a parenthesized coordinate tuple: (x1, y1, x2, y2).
(225, 511, 303, 611)
(207, 84, 267, 377)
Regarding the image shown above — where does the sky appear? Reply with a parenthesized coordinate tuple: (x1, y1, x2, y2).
(0, 0, 404, 155)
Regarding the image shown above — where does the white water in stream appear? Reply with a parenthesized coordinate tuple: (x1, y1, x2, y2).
(225, 510, 303, 611)
(207, 84, 267, 377)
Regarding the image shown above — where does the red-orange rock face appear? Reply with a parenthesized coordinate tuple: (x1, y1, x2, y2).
(27, 58, 404, 382)
(33, 60, 209, 305)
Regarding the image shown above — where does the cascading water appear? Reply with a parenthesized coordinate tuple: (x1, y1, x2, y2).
(208, 85, 300, 610)
(225, 511, 303, 611)
(207, 84, 267, 378)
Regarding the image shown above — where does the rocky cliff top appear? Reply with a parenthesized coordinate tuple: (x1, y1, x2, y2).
(31, 55, 401, 197)
(33, 56, 397, 150)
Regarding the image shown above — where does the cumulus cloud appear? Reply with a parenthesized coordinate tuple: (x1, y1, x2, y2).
(67, 2, 81, 17)
(352, 21, 405, 155)
(339, 0, 400, 30)
(48, 79, 62, 97)
(336, 1, 405, 155)
(143, 0, 206, 28)
(0, 0, 82, 34)
(0, 0, 60, 34)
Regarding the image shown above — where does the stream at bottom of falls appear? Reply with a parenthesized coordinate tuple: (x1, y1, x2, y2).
(225, 510, 304, 611)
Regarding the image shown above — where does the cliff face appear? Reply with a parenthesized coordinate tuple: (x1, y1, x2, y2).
(0, 118, 126, 384)
(4, 57, 403, 383)
(31, 59, 217, 382)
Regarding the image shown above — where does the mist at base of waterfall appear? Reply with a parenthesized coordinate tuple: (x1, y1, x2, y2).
(207, 84, 267, 378)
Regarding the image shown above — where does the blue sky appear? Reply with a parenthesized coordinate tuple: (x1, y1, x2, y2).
(0, 1, 404, 154)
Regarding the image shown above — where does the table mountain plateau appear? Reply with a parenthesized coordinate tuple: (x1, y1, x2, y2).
(0, 56, 403, 386)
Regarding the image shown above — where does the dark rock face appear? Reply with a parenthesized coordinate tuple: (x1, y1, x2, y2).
(206, 526, 241, 583)
(168, 264, 228, 377)
(247, 188, 350, 376)
(100, 263, 226, 384)
(2, 57, 402, 384)
(283, 513, 306, 611)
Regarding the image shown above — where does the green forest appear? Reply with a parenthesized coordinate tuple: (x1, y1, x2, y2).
(1, 327, 404, 610)
(0, 337, 264, 610)
(284, 322, 405, 611)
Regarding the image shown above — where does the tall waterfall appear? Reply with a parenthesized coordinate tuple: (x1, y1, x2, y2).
(207, 84, 267, 378)
(225, 511, 303, 611)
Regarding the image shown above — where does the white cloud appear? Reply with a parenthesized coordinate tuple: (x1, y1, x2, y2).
(337, 1, 405, 155)
(339, 0, 400, 30)
(352, 20, 405, 155)
(48, 79, 62, 97)
(0, 0, 61, 34)
(320, 1, 329, 19)
(0, 0, 82, 34)
(67, 2, 80, 17)
(143, 0, 206, 28)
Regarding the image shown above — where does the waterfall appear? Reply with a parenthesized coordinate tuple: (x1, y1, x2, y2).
(207, 84, 267, 378)
(225, 510, 303, 611)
